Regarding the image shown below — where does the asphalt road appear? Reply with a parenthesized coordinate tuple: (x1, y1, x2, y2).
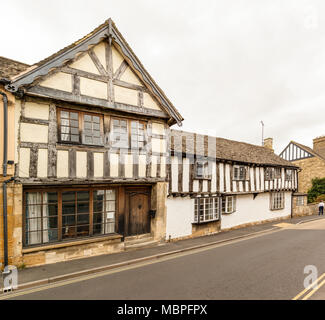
(6, 218, 325, 300)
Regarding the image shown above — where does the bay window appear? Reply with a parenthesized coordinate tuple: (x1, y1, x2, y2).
(24, 187, 116, 247)
(194, 197, 220, 223)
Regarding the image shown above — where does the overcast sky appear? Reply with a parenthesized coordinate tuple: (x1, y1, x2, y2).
(1, 0, 325, 154)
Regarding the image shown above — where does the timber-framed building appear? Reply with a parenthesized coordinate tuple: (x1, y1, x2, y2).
(0, 19, 183, 266)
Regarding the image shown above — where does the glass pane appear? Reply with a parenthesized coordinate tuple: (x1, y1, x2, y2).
(71, 134, 79, 142)
(62, 203, 75, 215)
(47, 204, 58, 216)
(70, 120, 79, 128)
(77, 191, 89, 202)
(62, 226, 76, 238)
(93, 190, 105, 202)
(46, 192, 58, 203)
(93, 116, 100, 123)
(61, 119, 70, 126)
(70, 112, 78, 120)
(85, 136, 93, 144)
(84, 122, 92, 130)
(77, 225, 89, 237)
(84, 115, 91, 122)
(62, 215, 75, 226)
(77, 214, 89, 225)
(77, 202, 89, 214)
(62, 191, 75, 202)
(61, 111, 69, 118)
(94, 201, 104, 213)
(105, 190, 115, 201)
(71, 127, 79, 135)
(93, 212, 104, 224)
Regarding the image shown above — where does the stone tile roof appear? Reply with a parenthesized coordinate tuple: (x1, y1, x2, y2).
(0, 56, 29, 79)
(171, 129, 298, 168)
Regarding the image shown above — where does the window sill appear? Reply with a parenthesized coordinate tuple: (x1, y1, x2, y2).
(221, 211, 236, 215)
(57, 142, 105, 149)
(22, 233, 123, 253)
(194, 177, 212, 180)
(270, 208, 284, 211)
(192, 219, 220, 225)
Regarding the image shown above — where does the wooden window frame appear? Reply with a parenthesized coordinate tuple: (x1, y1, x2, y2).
(270, 192, 285, 210)
(194, 197, 220, 224)
(57, 108, 104, 147)
(285, 169, 293, 181)
(233, 165, 249, 181)
(265, 167, 275, 181)
(221, 196, 236, 214)
(274, 167, 282, 179)
(110, 116, 147, 152)
(194, 160, 211, 180)
(23, 186, 117, 248)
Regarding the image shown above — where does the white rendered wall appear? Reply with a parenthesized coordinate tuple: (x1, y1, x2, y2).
(221, 192, 292, 230)
(166, 197, 194, 240)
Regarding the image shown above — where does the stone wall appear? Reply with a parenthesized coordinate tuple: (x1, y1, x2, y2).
(293, 157, 325, 193)
(22, 236, 124, 267)
(151, 182, 168, 241)
(0, 182, 23, 267)
(292, 194, 318, 217)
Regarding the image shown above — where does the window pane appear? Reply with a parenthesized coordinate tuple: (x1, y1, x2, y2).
(70, 112, 78, 120)
(61, 111, 69, 118)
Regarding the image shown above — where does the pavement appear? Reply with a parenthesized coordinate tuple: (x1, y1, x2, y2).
(9, 214, 323, 291)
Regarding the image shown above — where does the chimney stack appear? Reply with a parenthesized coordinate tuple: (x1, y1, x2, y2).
(313, 136, 325, 157)
(263, 138, 273, 152)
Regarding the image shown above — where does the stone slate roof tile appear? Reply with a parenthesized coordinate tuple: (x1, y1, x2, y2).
(171, 129, 298, 168)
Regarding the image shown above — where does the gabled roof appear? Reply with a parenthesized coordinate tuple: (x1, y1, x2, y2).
(290, 141, 325, 160)
(171, 129, 298, 168)
(0, 56, 29, 79)
(5, 18, 183, 125)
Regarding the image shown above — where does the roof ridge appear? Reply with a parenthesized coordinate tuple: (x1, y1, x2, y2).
(171, 129, 268, 150)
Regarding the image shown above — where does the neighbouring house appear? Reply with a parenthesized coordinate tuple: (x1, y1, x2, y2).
(279, 137, 325, 194)
(165, 132, 299, 240)
(0, 18, 183, 267)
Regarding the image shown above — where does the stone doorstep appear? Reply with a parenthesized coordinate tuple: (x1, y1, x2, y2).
(124, 233, 152, 242)
(16, 226, 280, 292)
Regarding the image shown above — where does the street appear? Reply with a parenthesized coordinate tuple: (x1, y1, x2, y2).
(4, 217, 325, 300)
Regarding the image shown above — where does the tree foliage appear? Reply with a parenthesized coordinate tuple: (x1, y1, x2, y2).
(307, 177, 325, 203)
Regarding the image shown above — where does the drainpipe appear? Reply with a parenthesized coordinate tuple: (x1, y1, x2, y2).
(1, 91, 9, 267)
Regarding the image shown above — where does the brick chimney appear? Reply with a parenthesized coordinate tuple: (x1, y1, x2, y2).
(313, 136, 325, 157)
(263, 138, 273, 152)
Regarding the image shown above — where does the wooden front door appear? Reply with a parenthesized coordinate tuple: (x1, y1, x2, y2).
(125, 188, 151, 236)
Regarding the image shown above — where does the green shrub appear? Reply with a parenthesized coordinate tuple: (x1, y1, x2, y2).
(307, 177, 325, 203)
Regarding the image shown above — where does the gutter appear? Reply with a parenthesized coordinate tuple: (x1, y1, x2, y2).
(0, 91, 11, 267)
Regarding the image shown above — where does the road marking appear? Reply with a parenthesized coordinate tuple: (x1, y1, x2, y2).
(302, 277, 325, 300)
(292, 273, 325, 300)
(0, 227, 284, 300)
